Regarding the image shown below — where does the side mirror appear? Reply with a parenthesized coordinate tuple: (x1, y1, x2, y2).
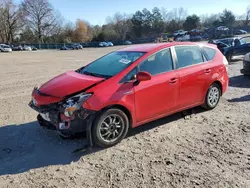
(136, 71, 152, 82)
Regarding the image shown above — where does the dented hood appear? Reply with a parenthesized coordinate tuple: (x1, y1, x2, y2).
(39, 71, 104, 97)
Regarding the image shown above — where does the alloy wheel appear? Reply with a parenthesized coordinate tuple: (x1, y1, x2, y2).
(99, 114, 124, 142)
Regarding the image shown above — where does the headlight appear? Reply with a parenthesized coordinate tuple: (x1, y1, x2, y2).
(244, 53, 250, 62)
(64, 93, 92, 117)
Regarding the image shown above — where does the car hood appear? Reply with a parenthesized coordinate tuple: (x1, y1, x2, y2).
(39, 71, 105, 98)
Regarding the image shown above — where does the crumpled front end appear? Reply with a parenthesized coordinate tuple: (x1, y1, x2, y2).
(29, 87, 96, 137)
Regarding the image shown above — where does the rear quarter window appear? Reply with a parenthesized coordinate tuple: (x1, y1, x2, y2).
(202, 47, 216, 61)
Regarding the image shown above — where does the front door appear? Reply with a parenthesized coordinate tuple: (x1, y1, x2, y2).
(134, 48, 179, 124)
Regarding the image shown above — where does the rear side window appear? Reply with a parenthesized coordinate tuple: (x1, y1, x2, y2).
(202, 47, 216, 61)
(175, 46, 204, 69)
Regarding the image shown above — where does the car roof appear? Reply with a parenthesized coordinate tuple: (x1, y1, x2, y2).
(118, 42, 205, 52)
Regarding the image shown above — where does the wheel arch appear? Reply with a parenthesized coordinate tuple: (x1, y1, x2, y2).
(98, 104, 133, 128)
(213, 80, 223, 95)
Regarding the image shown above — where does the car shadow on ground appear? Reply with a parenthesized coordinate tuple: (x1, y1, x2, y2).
(229, 75, 250, 88)
(0, 107, 206, 176)
(228, 94, 250, 102)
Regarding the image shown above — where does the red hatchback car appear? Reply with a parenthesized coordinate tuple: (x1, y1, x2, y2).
(29, 42, 229, 148)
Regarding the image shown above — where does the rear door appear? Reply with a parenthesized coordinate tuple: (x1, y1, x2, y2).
(174, 45, 212, 109)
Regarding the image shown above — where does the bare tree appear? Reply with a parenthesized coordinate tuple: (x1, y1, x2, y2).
(21, 0, 58, 43)
(0, 1, 6, 42)
(110, 12, 132, 40)
(169, 7, 188, 24)
(3, 0, 24, 43)
(245, 6, 250, 26)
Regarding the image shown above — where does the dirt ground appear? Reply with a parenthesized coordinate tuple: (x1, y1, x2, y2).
(0, 46, 250, 188)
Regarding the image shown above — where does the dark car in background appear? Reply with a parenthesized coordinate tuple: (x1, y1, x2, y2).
(210, 36, 250, 61)
(60, 45, 72, 50)
(241, 52, 250, 76)
(12, 45, 23, 51)
(235, 29, 248, 35)
(224, 36, 250, 61)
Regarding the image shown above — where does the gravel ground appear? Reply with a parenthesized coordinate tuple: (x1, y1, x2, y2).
(0, 47, 250, 188)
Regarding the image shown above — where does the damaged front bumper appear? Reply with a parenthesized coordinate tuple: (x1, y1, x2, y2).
(29, 100, 96, 145)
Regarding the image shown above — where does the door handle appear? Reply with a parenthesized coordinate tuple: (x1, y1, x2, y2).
(169, 78, 178, 84)
(204, 69, 211, 74)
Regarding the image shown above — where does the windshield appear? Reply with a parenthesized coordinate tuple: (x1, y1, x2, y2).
(1, 45, 10, 48)
(240, 37, 250, 45)
(79, 51, 145, 78)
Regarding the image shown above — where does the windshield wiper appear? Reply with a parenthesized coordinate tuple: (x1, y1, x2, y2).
(82, 71, 111, 79)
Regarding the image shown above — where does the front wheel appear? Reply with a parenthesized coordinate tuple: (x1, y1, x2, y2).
(203, 83, 221, 110)
(92, 109, 129, 148)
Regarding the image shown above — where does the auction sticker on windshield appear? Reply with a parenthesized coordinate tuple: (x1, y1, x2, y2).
(119, 59, 131, 64)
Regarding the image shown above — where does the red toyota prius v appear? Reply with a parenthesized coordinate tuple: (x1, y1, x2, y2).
(29, 42, 229, 148)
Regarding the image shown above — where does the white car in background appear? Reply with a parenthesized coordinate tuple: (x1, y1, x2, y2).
(0, 44, 12, 52)
(23, 45, 32, 51)
(173, 30, 188, 36)
(216, 26, 229, 31)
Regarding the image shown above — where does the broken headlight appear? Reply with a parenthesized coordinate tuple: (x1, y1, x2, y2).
(63, 93, 92, 117)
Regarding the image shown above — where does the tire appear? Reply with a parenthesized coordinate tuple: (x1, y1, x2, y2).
(203, 83, 221, 110)
(225, 52, 232, 62)
(92, 108, 129, 148)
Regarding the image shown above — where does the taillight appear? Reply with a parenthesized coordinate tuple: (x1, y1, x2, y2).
(223, 55, 228, 72)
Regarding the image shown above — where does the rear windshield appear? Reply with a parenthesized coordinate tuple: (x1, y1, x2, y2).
(202, 47, 216, 61)
(78, 51, 145, 78)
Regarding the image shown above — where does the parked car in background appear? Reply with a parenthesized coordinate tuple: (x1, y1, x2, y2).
(214, 37, 239, 46)
(31, 46, 38, 51)
(0, 44, 12, 52)
(235, 29, 248, 35)
(173, 30, 188, 36)
(189, 29, 203, 35)
(23, 45, 32, 51)
(223, 36, 250, 61)
(123, 40, 132, 45)
(99, 42, 108, 47)
(190, 35, 202, 41)
(60, 45, 72, 50)
(107, 42, 114, 46)
(175, 35, 190, 41)
(12, 45, 23, 51)
(241, 52, 250, 76)
(72, 43, 83, 50)
(216, 26, 229, 31)
(29, 42, 228, 148)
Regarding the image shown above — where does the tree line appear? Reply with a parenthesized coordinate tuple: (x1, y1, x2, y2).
(0, 0, 250, 44)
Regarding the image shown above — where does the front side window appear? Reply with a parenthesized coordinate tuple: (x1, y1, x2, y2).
(138, 48, 173, 75)
(175, 46, 204, 68)
(120, 67, 137, 83)
(78, 51, 145, 78)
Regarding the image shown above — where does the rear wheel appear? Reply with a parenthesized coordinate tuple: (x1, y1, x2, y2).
(203, 83, 221, 110)
(92, 109, 129, 148)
